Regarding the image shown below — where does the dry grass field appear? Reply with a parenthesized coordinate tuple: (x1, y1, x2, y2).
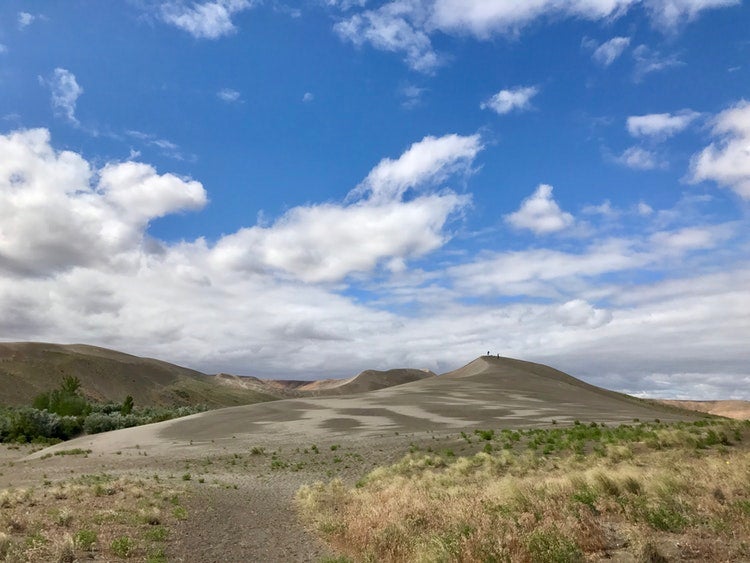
(299, 420, 750, 562)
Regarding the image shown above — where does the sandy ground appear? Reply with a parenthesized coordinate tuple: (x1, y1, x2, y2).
(2, 356, 704, 562)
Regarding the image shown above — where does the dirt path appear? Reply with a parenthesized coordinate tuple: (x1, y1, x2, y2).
(169, 479, 329, 562)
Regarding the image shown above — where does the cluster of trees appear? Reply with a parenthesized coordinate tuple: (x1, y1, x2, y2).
(0, 377, 204, 444)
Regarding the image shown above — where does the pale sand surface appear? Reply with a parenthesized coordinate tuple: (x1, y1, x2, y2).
(3, 356, 704, 561)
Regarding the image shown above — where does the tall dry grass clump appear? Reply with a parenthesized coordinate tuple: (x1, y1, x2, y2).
(298, 420, 750, 562)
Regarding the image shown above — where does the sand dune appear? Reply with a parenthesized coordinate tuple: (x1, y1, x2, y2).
(30, 355, 701, 459)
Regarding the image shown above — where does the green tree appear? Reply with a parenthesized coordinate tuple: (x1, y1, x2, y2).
(121, 395, 134, 415)
(60, 376, 82, 395)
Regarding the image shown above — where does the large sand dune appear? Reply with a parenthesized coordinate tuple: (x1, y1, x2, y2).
(32, 356, 698, 458)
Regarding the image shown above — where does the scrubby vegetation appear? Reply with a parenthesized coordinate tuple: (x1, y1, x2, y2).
(0, 377, 206, 444)
(298, 419, 750, 562)
(0, 473, 185, 561)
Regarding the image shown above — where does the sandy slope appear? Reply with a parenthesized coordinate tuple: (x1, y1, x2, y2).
(28, 356, 696, 457)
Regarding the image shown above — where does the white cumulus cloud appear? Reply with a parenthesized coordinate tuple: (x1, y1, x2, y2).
(330, 0, 736, 72)
(505, 184, 574, 235)
(214, 133, 482, 282)
(18, 12, 35, 29)
(627, 110, 701, 138)
(46, 68, 83, 125)
(334, 2, 440, 73)
(616, 146, 666, 170)
(160, 0, 254, 39)
(430, 0, 637, 38)
(0, 129, 206, 277)
(352, 134, 483, 203)
(690, 100, 750, 199)
(481, 86, 538, 115)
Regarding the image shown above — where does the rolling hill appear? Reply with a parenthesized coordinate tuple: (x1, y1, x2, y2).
(0, 342, 278, 408)
(658, 399, 750, 420)
(0, 342, 436, 408)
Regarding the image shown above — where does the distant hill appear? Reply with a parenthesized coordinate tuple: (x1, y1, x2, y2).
(657, 400, 750, 420)
(253, 368, 436, 396)
(0, 342, 278, 408)
(0, 342, 437, 408)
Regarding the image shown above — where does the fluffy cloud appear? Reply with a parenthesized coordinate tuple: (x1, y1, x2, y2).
(690, 100, 750, 199)
(46, 68, 83, 125)
(429, 0, 637, 37)
(0, 129, 206, 277)
(616, 146, 665, 170)
(505, 184, 574, 234)
(0, 130, 478, 286)
(211, 193, 469, 282)
(18, 12, 35, 29)
(160, 0, 253, 39)
(590, 36, 631, 66)
(352, 134, 482, 202)
(214, 134, 482, 282)
(627, 110, 700, 138)
(334, 2, 439, 73)
(481, 86, 538, 115)
(331, 1, 736, 71)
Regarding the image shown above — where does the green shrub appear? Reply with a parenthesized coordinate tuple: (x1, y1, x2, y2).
(111, 536, 134, 558)
(527, 528, 582, 562)
(83, 413, 142, 434)
(74, 529, 97, 551)
(474, 429, 495, 441)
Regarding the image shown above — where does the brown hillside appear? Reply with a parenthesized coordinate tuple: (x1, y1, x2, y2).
(658, 399, 750, 420)
(0, 342, 278, 408)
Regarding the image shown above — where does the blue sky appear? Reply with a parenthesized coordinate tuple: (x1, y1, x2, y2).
(1, 0, 749, 398)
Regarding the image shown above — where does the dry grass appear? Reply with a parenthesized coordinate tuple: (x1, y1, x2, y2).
(298, 420, 750, 562)
(0, 474, 185, 562)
